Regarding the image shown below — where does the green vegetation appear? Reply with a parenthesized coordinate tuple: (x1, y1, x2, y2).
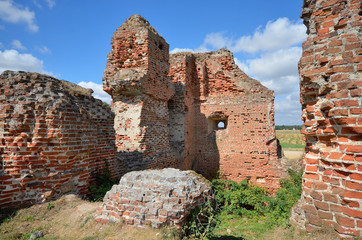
(276, 130, 305, 151)
(182, 200, 219, 239)
(46, 203, 54, 211)
(88, 162, 119, 201)
(182, 169, 303, 239)
(275, 125, 302, 130)
(24, 215, 35, 222)
(280, 143, 304, 149)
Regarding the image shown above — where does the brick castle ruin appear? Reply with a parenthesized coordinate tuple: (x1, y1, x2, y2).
(0, 14, 284, 209)
(0, 0, 361, 237)
(103, 14, 286, 191)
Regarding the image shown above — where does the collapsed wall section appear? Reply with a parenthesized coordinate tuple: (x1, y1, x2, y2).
(103, 15, 176, 172)
(0, 71, 120, 209)
(169, 49, 286, 192)
(94, 168, 212, 228)
(291, 0, 362, 238)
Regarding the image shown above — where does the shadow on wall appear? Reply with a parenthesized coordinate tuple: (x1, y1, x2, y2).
(113, 94, 178, 174)
(190, 106, 221, 179)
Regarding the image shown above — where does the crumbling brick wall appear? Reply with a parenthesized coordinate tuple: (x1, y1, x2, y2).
(169, 50, 286, 191)
(290, 0, 361, 238)
(0, 71, 120, 209)
(103, 15, 176, 172)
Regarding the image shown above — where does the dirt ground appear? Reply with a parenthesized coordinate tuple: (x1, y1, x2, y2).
(0, 194, 172, 240)
(283, 150, 303, 160)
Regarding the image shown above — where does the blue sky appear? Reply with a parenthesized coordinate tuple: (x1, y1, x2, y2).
(0, 0, 307, 125)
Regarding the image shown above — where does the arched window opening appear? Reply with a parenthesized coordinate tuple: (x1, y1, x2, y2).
(217, 120, 226, 129)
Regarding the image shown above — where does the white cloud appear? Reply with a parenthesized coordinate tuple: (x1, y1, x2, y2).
(170, 48, 195, 54)
(262, 75, 300, 95)
(0, 0, 39, 32)
(0, 49, 50, 74)
(202, 32, 233, 50)
(236, 48, 302, 95)
(170, 46, 209, 54)
(234, 57, 249, 73)
(11, 39, 26, 50)
(33, 0, 55, 9)
(78, 81, 112, 103)
(36, 45, 51, 53)
(200, 18, 306, 54)
(275, 93, 303, 125)
(45, 0, 55, 8)
(245, 47, 301, 79)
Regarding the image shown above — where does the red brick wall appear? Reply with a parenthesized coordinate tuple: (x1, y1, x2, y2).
(169, 50, 286, 192)
(291, 0, 362, 237)
(103, 15, 176, 173)
(0, 71, 120, 209)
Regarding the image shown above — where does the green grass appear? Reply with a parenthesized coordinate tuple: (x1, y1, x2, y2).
(280, 143, 304, 149)
(276, 130, 305, 151)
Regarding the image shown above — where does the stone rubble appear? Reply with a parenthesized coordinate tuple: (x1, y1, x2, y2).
(94, 168, 212, 228)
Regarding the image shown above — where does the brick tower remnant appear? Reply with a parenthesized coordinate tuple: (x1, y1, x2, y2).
(0, 71, 120, 209)
(103, 15, 176, 172)
(290, 0, 362, 238)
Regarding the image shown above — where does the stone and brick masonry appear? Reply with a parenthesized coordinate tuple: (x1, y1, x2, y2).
(94, 168, 212, 228)
(103, 15, 177, 173)
(290, 0, 362, 238)
(0, 71, 122, 209)
(104, 15, 286, 193)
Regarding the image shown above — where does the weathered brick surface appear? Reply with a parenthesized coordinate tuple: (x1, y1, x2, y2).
(103, 15, 177, 173)
(291, 0, 362, 238)
(169, 50, 287, 192)
(0, 71, 121, 209)
(104, 15, 286, 193)
(94, 168, 212, 228)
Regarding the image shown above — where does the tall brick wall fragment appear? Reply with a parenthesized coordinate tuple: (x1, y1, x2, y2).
(169, 50, 287, 191)
(291, 0, 362, 238)
(103, 15, 176, 173)
(0, 71, 120, 209)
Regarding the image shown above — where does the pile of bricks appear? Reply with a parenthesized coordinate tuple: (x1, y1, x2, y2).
(291, 0, 361, 238)
(94, 168, 212, 228)
(0, 71, 121, 209)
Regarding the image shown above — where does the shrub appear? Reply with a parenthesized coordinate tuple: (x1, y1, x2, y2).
(182, 200, 219, 239)
(267, 168, 303, 225)
(212, 178, 270, 217)
(88, 163, 118, 201)
(208, 169, 303, 231)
